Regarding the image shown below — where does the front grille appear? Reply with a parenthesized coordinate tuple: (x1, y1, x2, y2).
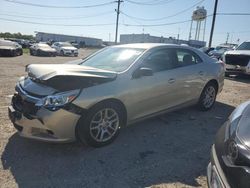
(12, 93, 39, 115)
(225, 54, 250, 66)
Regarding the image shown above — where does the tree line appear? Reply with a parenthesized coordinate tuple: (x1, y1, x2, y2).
(0, 32, 35, 40)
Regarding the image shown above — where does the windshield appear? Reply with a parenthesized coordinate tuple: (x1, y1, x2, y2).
(61, 43, 72, 47)
(80, 47, 145, 72)
(237, 42, 250, 50)
(38, 43, 50, 48)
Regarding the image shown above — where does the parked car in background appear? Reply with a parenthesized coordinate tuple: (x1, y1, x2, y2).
(223, 41, 250, 76)
(0, 39, 22, 57)
(51, 42, 78, 56)
(30, 43, 56, 57)
(5, 38, 30, 48)
(208, 45, 233, 60)
(8, 43, 224, 147)
(207, 100, 250, 188)
(67, 41, 79, 49)
(208, 48, 229, 60)
(199, 47, 215, 55)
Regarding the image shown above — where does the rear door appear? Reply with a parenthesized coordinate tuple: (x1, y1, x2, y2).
(172, 48, 207, 102)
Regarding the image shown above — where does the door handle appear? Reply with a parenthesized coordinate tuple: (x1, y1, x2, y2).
(168, 78, 175, 84)
(199, 71, 205, 76)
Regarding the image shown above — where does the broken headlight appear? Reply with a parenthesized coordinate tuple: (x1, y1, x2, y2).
(36, 89, 80, 111)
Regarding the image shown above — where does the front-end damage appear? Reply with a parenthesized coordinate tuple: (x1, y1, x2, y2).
(8, 63, 117, 142)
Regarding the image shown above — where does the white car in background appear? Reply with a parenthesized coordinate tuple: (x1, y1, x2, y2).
(223, 41, 250, 76)
(51, 42, 78, 57)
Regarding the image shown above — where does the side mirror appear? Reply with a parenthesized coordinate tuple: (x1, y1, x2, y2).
(133, 67, 153, 78)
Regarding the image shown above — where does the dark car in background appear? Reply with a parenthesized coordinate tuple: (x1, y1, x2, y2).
(207, 100, 250, 188)
(208, 45, 233, 60)
(0, 39, 23, 57)
(30, 43, 57, 57)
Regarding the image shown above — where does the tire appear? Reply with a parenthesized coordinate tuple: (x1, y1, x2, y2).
(198, 82, 217, 111)
(30, 49, 33, 56)
(76, 102, 125, 147)
(60, 50, 64, 56)
(37, 50, 41, 56)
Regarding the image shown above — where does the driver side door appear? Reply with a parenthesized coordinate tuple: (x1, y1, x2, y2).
(127, 48, 181, 120)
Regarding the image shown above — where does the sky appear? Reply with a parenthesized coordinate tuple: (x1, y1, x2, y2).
(0, 0, 249, 46)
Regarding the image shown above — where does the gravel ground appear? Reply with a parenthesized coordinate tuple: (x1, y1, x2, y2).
(0, 49, 249, 188)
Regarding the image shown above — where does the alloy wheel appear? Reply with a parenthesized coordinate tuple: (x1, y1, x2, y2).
(89, 108, 119, 142)
(203, 86, 216, 108)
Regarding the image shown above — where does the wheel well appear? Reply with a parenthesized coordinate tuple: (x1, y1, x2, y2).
(91, 98, 127, 126)
(206, 79, 219, 93)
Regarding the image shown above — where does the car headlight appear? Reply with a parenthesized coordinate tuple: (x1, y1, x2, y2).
(36, 89, 80, 111)
(225, 116, 242, 140)
(222, 54, 226, 62)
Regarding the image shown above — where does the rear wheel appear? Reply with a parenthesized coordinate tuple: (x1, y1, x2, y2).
(198, 82, 217, 111)
(76, 102, 125, 147)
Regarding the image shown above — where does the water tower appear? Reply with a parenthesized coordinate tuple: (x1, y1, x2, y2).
(189, 6, 207, 41)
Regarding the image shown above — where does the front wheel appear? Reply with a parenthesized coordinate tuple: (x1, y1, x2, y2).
(76, 102, 124, 147)
(60, 50, 64, 56)
(198, 83, 217, 111)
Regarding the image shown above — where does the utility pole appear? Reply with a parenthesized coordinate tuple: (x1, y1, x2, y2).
(208, 0, 218, 47)
(115, 0, 123, 44)
(226, 32, 229, 44)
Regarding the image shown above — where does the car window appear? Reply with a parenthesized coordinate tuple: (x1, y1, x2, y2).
(142, 49, 178, 73)
(81, 47, 145, 72)
(175, 49, 202, 67)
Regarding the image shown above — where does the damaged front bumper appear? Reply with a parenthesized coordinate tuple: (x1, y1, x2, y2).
(8, 85, 81, 143)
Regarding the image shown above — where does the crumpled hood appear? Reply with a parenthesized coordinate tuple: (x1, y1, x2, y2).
(25, 64, 117, 91)
(225, 50, 250, 56)
(61, 46, 77, 51)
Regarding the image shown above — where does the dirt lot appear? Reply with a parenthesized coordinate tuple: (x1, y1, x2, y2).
(0, 49, 249, 188)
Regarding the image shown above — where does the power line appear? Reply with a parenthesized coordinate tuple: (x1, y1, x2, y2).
(0, 17, 115, 26)
(217, 13, 250, 16)
(3, 0, 115, 8)
(123, 19, 192, 27)
(0, 11, 114, 20)
(121, 0, 205, 21)
(126, 0, 177, 5)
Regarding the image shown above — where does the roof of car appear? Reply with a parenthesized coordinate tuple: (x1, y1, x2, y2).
(115, 43, 181, 49)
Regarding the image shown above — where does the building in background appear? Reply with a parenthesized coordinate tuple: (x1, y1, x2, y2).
(35, 32, 103, 47)
(120, 34, 206, 48)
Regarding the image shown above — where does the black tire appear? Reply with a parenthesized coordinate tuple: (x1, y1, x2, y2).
(30, 49, 33, 56)
(198, 82, 217, 111)
(76, 101, 125, 147)
(37, 50, 41, 56)
(60, 50, 64, 56)
(19, 49, 23, 56)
